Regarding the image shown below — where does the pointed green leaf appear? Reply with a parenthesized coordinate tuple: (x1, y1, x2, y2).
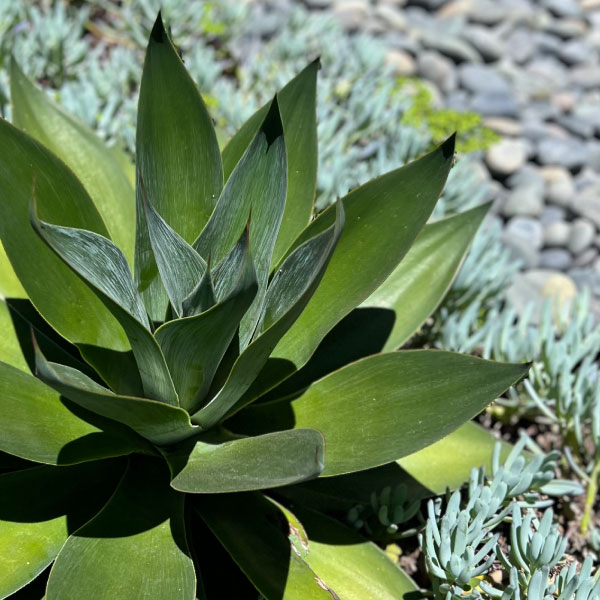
(231, 350, 529, 477)
(195, 492, 336, 600)
(0, 361, 139, 465)
(272, 136, 456, 371)
(46, 457, 196, 600)
(0, 299, 29, 373)
(192, 203, 344, 429)
(171, 429, 324, 494)
(155, 236, 258, 412)
(294, 507, 420, 599)
(0, 460, 124, 600)
(34, 353, 198, 446)
(136, 13, 223, 321)
(10, 58, 136, 264)
(142, 186, 206, 317)
(194, 98, 287, 348)
(182, 263, 216, 317)
(362, 203, 490, 350)
(0, 118, 128, 351)
(223, 60, 319, 265)
(31, 210, 178, 405)
(0, 240, 26, 299)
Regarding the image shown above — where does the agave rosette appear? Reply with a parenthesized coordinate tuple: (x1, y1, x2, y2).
(0, 14, 528, 600)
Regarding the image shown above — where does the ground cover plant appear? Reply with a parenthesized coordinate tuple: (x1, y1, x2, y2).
(0, 11, 533, 600)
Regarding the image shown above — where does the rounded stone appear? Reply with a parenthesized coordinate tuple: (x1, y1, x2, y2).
(539, 166, 575, 207)
(543, 221, 571, 246)
(458, 64, 510, 94)
(537, 137, 589, 171)
(332, 0, 371, 29)
(502, 185, 545, 218)
(568, 218, 596, 254)
(385, 49, 416, 75)
(417, 51, 457, 92)
(540, 205, 567, 226)
(573, 248, 599, 268)
(540, 248, 573, 270)
(485, 139, 528, 176)
(505, 216, 544, 250)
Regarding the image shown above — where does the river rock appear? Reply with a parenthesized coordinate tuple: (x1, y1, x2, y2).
(332, 0, 371, 29)
(458, 64, 511, 94)
(417, 51, 457, 92)
(540, 248, 573, 270)
(540, 205, 567, 226)
(573, 248, 599, 268)
(460, 26, 505, 62)
(537, 136, 589, 170)
(507, 269, 577, 321)
(568, 218, 596, 254)
(385, 48, 416, 75)
(470, 91, 520, 118)
(539, 166, 575, 206)
(543, 221, 571, 246)
(485, 139, 528, 176)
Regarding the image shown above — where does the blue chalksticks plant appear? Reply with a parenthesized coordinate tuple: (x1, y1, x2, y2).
(0, 14, 529, 599)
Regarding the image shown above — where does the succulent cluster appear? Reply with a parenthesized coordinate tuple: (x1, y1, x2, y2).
(0, 12, 531, 599)
(421, 437, 591, 600)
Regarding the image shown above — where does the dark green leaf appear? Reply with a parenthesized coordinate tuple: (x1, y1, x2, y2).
(0, 460, 124, 600)
(231, 350, 529, 477)
(31, 208, 178, 405)
(10, 57, 136, 264)
(0, 361, 139, 465)
(46, 457, 196, 600)
(181, 262, 216, 317)
(271, 136, 456, 371)
(293, 507, 420, 599)
(155, 235, 258, 413)
(362, 203, 490, 349)
(141, 185, 206, 317)
(170, 429, 324, 493)
(194, 98, 287, 348)
(34, 352, 198, 446)
(222, 60, 319, 266)
(135, 13, 222, 321)
(195, 492, 336, 600)
(192, 203, 344, 429)
(0, 118, 128, 351)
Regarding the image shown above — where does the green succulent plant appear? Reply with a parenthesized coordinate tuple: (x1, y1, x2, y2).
(0, 14, 529, 600)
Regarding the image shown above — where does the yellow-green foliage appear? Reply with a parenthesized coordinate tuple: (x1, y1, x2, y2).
(397, 78, 499, 154)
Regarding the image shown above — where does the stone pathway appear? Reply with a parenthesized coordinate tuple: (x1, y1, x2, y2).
(305, 0, 600, 316)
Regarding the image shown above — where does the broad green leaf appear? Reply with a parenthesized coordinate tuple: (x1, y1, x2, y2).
(222, 60, 319, 265)
(231, 350, 529, 477)
(0, 118, 128, 351)
(192, 203, 344, 429)
(195, 492, 336, 600)
(34, 353, 198, 446)
(142, 188, 206, 317)
(362, 203, 490, 350)
(0, 460, 124, 600)
(0, 240, 26, 299)
(135, 13, 222, 321)
(46, 457, 196, 600)
(0, 361, 139, 465)
(195, 98, 287, 348)
(0, 299, 29, 373)
(170, 429, 324, 493)
(272, 136, 456, 371)
(182, 263, 215, 317)
(397, 421, 512, 496)
(281, 423, 513, 513)
(294, 507, 420, 600)
(10, 58, 136, 264)
(155, 235, 258, 412)
(31, 210, 178, 405)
